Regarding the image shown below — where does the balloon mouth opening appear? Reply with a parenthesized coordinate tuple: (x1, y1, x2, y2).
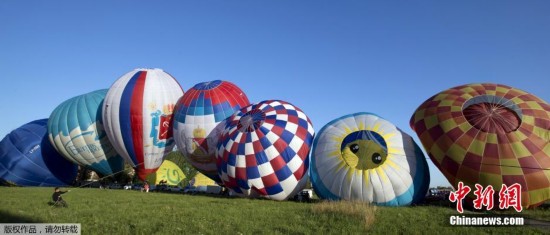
(340, 130, 388, 170)
(238, 109, 266, 132)
(462, 95, 522, 133)
(194, 80, 222, 90)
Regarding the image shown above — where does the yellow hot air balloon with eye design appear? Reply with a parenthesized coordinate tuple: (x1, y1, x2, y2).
(310, 112, 430, 206)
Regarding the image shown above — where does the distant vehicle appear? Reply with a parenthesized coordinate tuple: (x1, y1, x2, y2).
(80, 181, 101, 188)
(108, 183, 122, 189)
(292, 189, 312, 203)
(183, 186, 198, 194)
(131, 184, 143, 190)
(168, 186, 183, 192)
(424, 188, 450, 202)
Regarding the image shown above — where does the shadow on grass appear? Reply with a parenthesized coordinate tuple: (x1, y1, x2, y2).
(0, 211, 43, 223)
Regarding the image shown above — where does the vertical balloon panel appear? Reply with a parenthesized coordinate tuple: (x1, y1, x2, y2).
(103, 68, 184, 181)
(47, 89, 125, 176)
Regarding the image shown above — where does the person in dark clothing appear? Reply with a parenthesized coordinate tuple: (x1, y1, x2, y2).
(52, 187, 70, 207)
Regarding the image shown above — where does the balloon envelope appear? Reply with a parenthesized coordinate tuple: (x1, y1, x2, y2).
(0, 119, 78, 186)
(173, 80, 250, 183)
(410, 83, 550, 208)
(103, 68, 184, 180)
(48, 89, 125, 176)
(217, 100, 315, 201)
(310, 112, 430, 206)
(146, 159, 186, 186)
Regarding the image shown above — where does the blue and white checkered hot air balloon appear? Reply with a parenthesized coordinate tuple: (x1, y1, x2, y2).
(217, 100, 315, 201)
(48, 90, 125, 176)
(102, 68, 184, 181)
(310, 112, 430, 206)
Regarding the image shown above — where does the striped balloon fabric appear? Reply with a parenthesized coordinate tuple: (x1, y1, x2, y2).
(173, 80, 250, 183)
(310, 112, 430, 206)
(410, 83, 550, 208)
(217, 100, 314, 201)
(48, 89, 124, 176)
(103, 68, 184, 181)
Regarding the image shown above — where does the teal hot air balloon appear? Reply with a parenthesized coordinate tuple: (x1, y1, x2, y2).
(48, 89, 125, 176)
(310, 112, 430, 206)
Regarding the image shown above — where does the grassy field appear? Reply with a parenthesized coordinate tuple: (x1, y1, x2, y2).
(0, 187, 548, 234)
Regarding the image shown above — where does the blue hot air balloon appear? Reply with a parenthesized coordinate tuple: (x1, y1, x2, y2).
(0, 119, 78, 186)
(48, 89, 125, 176)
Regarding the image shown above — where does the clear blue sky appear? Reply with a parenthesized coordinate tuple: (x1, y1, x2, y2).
(1, 1, 549, 187)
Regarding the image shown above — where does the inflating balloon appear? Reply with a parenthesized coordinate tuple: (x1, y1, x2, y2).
(0, 119, 78, 186)
(48, 89, 125, 176)
(217, 100, 315, 201)
(310, 112, 430, 206)
(146, 159, 186, 186)
(410, 83, 550, 208)
(173, 80, 250, 183)
(103, 68, 184, 180)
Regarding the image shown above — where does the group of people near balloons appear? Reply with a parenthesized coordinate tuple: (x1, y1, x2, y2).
(1, 68, 549, 208)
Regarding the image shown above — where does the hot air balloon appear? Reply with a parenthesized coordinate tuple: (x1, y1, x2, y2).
(310, 112, 430, 206)
(48, 89, 125, 176)
(410, 83, 550, 208)
(146, 159, 186, 186)
(103, 68, 184, 181)
(217, 100, 315, 201)
(150, 151, 218, 188)
(0, 119, 78, 186)
(173, 80, 250, 183)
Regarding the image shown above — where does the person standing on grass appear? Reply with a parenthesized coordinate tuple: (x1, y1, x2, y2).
(52, 187, 70, 207)
(142, 181, 150, 193)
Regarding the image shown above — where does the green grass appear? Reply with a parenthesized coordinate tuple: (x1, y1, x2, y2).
(0, 187, 548, 234)
(488, 204, 550, 222)
(372, 206, 548, 234)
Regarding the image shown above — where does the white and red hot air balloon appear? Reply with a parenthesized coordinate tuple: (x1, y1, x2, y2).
(103, 68, 184, 180)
